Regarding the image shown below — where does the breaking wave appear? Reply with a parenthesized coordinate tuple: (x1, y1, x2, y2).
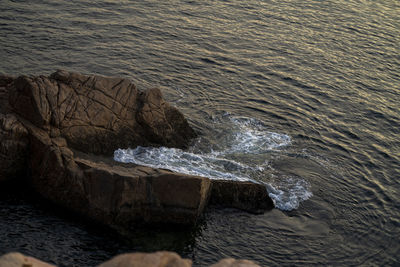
(114, 116, 312, 211)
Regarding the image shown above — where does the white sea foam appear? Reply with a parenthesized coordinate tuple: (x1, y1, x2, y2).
(114, 146, 250, 181)
(114, 116, 312, 211)
(265, 177, 313, 211)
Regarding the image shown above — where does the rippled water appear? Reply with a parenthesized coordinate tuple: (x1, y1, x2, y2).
(1, 0, 399, 266)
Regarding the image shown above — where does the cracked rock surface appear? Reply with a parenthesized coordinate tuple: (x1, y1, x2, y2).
(9, 70, 196, 155)
(0, 70, 273, 230)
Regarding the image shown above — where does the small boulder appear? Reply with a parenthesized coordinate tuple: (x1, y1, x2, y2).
(97, 252, 192, 267)
(0, 252, 55, 267)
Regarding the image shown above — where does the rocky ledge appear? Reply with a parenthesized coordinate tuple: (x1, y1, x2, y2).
(0, 70, 274, 231)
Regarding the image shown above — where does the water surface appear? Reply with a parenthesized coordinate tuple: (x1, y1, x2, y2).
(1, 0, 399, 266)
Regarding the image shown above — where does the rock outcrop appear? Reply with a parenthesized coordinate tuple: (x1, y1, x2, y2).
(9, 70, 196, 155)
(0, 70, 274, 230)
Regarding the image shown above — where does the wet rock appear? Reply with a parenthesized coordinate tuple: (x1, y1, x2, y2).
(209, 180, 274, 213)
(0, 252, 55, 267)
(98, 252, 192, 267)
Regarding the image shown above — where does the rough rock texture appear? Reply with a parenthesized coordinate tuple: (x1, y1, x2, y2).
(0, 70, 274, 229)
(25, 119, 211, 227)
(98, 252, 192, 267)
(74, 156, 211, 226)
(9, 70, 196, 155)
(0, 252, 55, 267)
(210, 180, 274, 213)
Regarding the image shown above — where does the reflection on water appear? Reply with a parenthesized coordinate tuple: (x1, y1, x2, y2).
(0, 0, 399, 266)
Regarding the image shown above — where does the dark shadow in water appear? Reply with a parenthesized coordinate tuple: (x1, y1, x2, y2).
(0, 179, 203, 266)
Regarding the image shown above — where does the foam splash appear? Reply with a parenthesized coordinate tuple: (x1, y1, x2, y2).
(114, 116, 312, 211)
(265, 177, 313, 211)
(114, 146, 250, 181)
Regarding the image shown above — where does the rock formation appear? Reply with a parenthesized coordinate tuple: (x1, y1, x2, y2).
(0, 70, 274, 230)
(9, 70, 196, 155)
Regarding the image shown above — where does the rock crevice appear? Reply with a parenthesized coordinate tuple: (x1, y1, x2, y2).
(0, 70, 274, 230)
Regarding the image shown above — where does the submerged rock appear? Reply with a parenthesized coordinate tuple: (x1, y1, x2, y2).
(0, 70, 274, 230)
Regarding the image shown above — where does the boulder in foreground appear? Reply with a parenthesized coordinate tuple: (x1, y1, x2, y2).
(0, 252, 55, 267)
(98, 252, 192, 267)
(0, 252, 261, 267)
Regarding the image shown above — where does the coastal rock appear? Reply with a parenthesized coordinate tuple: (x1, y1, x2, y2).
(0, 252, 55, 267)
(9, 70, 196, 155)
(136, 87, 196, 149)
(210, 180, 274, 213)
(26, 121, 211, 227)
(98, 252, 192, 267)
(0, 70, 274, 230)
(75, 156, 211, 226)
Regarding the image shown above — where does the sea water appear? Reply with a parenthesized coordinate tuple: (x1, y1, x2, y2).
(0, 0, 399, 266)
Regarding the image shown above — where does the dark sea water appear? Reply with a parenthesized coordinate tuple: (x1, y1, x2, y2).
(1, 0, 399, 266)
